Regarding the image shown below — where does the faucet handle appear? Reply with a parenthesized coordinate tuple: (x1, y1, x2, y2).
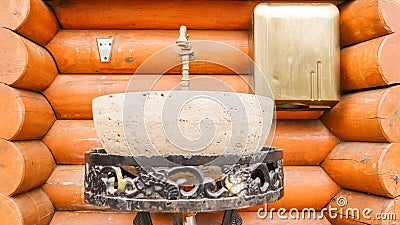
(177, 25, 188, 44)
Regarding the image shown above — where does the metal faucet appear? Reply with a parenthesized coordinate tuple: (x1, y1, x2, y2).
(176, 25, 194, 90)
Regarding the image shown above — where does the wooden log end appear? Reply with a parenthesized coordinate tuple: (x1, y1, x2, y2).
(0, 0, 59, 45)
(0, 83, 56, 140)
(0, 29, 28, 88)
(379, 33, 400, 86)
(380, 0, 400, 34)
(0, 139, 55, 196)
(381, 143, 400, 198)
(0, 0, 30, 31)
(323, 142, 400, 198)
(0, 28, 58, 91)
(327, 190, 399, 224)
(0, 189, 54, 225)
(340, 0, 400, 46)
(379, 86, 400, 142)
(341, 33, 400, 91)
(322, 86, 400, 142)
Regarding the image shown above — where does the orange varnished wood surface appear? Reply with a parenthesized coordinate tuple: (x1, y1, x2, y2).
(0, 188, 55, 225)
(323, 142, 400, 198)
(0, 28, 58, 92)
(0, 139, 55, 196)
(42, 120, 101, 164)
(0, 83, 55, 141)
(327, 190, 399, 224)
(47, 0, 345, 30)
(341, 33, 400, 92)
(0, 0, 59, 45)
(340, 0, 400, 47)
(322, 86, 400, 142)
(273, 120, 339, 165)
(46, 30, 250, 74)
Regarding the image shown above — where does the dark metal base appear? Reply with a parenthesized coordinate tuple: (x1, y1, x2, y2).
(134, 212, 153, 225)
(84, 147, 283, 224)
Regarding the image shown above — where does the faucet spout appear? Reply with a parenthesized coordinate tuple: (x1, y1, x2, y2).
(176, 25, 194, 90)
(177, 25, 188, 45)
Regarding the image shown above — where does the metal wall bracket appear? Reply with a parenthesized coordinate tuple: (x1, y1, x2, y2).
(96, 37, 114, 63)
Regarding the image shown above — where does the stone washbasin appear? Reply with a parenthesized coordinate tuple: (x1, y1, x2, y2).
(92, 91, 274, 158)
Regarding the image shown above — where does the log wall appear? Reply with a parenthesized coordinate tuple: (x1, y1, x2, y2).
(3, 0, 400, 224)
(0, 7, 59, 224)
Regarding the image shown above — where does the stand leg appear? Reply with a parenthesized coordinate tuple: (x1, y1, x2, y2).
(221, 210, 242, 225)
(173, 213, 183, 225)
(133, 212, 153, 225)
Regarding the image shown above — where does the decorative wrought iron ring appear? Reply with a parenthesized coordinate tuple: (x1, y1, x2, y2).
(84, 147, 283, 213)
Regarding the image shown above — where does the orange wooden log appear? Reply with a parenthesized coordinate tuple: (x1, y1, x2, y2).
(50, 211, 332, 225)
(0, 28, 58, 92)
(322, 86, 400, 142)
(0, 139, 55, 196)
(47, 0, 259, 30)
(275, 110, 324, 120)
(42, 74, 253, 119)
(0, 83, 56, 141)
(273, 120, 339, 165)
(340, 0, 400, 47)
(326, 190, 399, 224)
(341, 33, 400, 92)
(42, 165, 106, 211)
(42, 120, 101, 164)
(0, 0, 59, 45)
(244, 166, 340, 211)
(0, 188, 55, 225)
(42, 120, 335, 165)
(45, 30, 249, 74)
(322, 142, 400, 198)
(46, 0, 344, 31)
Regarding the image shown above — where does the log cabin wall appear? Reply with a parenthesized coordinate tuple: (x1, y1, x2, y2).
(0, 0, 399, 224)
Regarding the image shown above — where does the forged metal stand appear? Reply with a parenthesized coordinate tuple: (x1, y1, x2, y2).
(84, 147, 283, 225)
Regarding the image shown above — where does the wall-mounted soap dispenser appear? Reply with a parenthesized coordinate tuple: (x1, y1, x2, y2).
(253, 3, 340, 109)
